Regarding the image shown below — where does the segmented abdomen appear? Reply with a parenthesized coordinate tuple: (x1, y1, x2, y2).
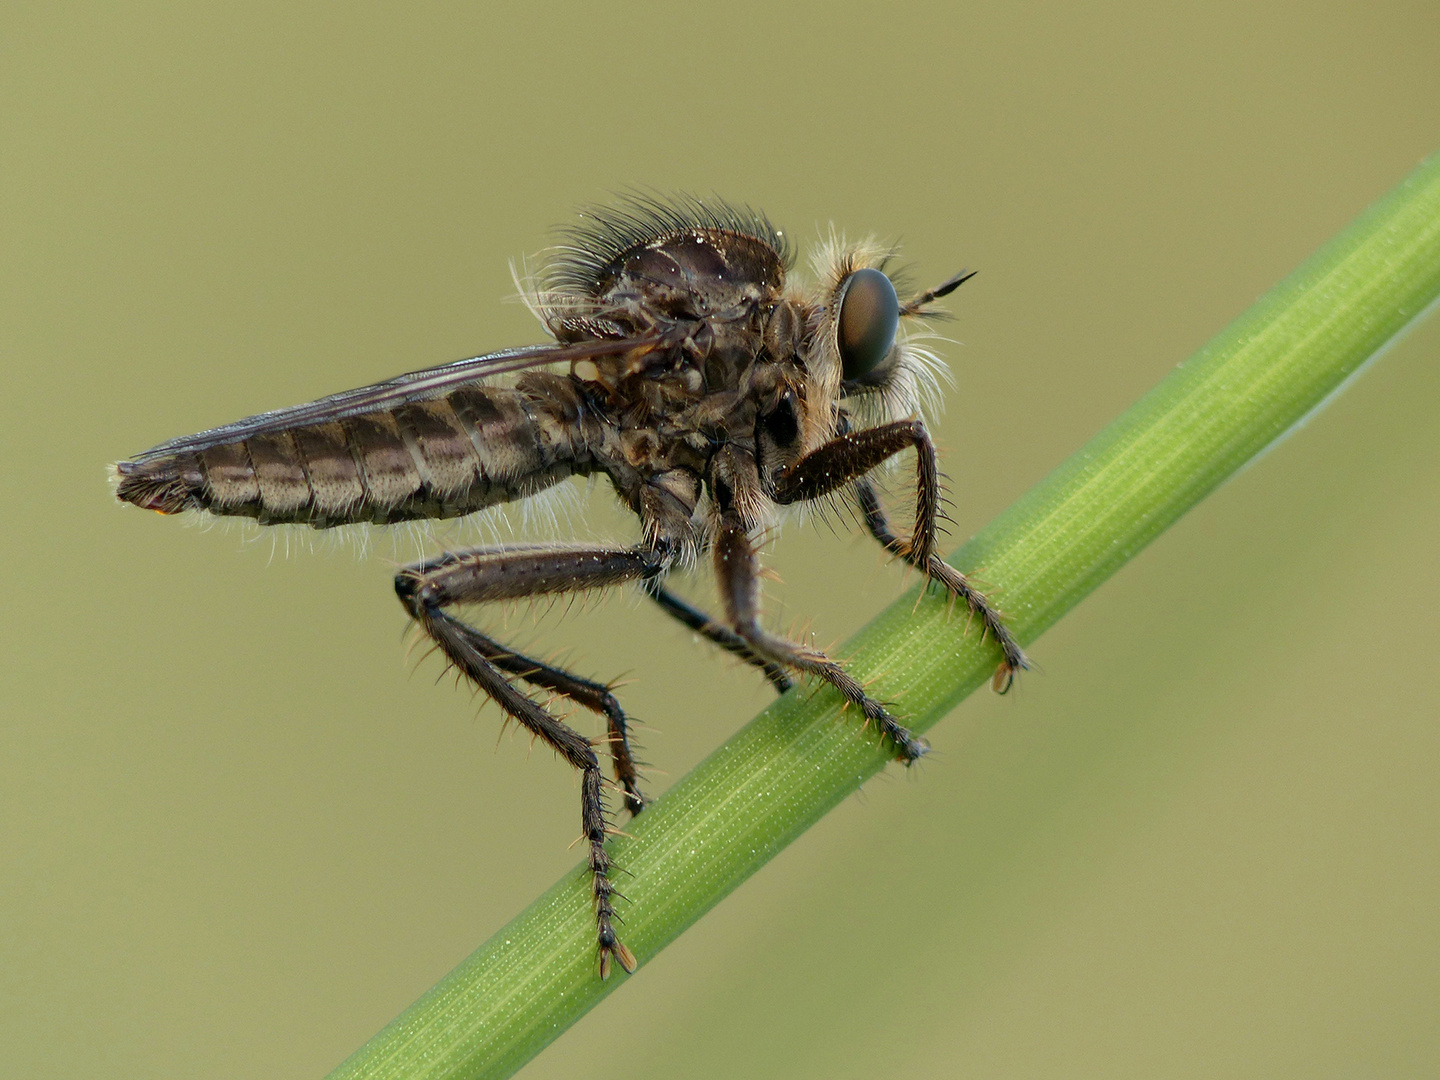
(115, 377, 597, 526)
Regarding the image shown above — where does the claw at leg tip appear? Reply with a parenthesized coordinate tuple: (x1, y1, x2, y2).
(600, 941, 637, 979)
(615, 940, 637, 973)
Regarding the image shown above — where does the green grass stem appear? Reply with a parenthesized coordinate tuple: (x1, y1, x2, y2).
(330, 150, 1440, 1080)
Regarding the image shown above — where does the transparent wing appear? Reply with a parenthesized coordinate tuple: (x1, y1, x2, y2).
(127, 334, 658, 461)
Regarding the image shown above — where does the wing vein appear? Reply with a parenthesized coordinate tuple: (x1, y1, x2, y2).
(127, 335, 658, 461)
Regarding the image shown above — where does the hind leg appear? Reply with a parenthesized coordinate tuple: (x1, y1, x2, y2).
(395, 543, 664, 977)
(437, 624, 648, 816)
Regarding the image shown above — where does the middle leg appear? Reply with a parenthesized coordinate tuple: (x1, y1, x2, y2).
(712, 513, 929, 763)
(643, 577, 794, 695)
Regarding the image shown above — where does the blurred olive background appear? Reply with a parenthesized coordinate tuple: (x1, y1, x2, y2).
(4, 2, 1439, 1077)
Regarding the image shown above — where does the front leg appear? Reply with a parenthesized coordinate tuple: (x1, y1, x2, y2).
(771, 419, 1029, 692)
(854, 475, 1028, 691)
(394, 543, 665, 977)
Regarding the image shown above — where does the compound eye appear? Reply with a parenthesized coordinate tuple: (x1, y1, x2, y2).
(836, 268, 900, 381)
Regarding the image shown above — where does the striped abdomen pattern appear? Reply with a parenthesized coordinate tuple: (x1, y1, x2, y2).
(115, 376, 600, 527)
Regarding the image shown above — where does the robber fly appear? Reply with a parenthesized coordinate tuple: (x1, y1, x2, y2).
(113, 196, 1029, 977)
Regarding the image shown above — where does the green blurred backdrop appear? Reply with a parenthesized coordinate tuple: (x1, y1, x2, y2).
(3, 3, 1438, 1077)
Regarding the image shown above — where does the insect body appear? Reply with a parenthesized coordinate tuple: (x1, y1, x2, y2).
(114, 197, 1029, 977)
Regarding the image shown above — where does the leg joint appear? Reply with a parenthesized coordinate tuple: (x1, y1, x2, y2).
(392, 568, 432, 617)
(393, 568, 419, 610)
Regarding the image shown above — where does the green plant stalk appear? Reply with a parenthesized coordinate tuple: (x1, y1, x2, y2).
(331, 151, 1440, 1080)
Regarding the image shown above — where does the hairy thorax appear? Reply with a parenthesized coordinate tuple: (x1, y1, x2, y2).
(551, 224, 822, 539)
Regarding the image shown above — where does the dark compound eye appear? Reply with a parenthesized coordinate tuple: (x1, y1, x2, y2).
(836, 267, 899, 381)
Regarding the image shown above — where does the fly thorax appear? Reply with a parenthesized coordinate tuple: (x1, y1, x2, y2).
(594, 230, 784, 321)
(762, 298, 806, 362)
